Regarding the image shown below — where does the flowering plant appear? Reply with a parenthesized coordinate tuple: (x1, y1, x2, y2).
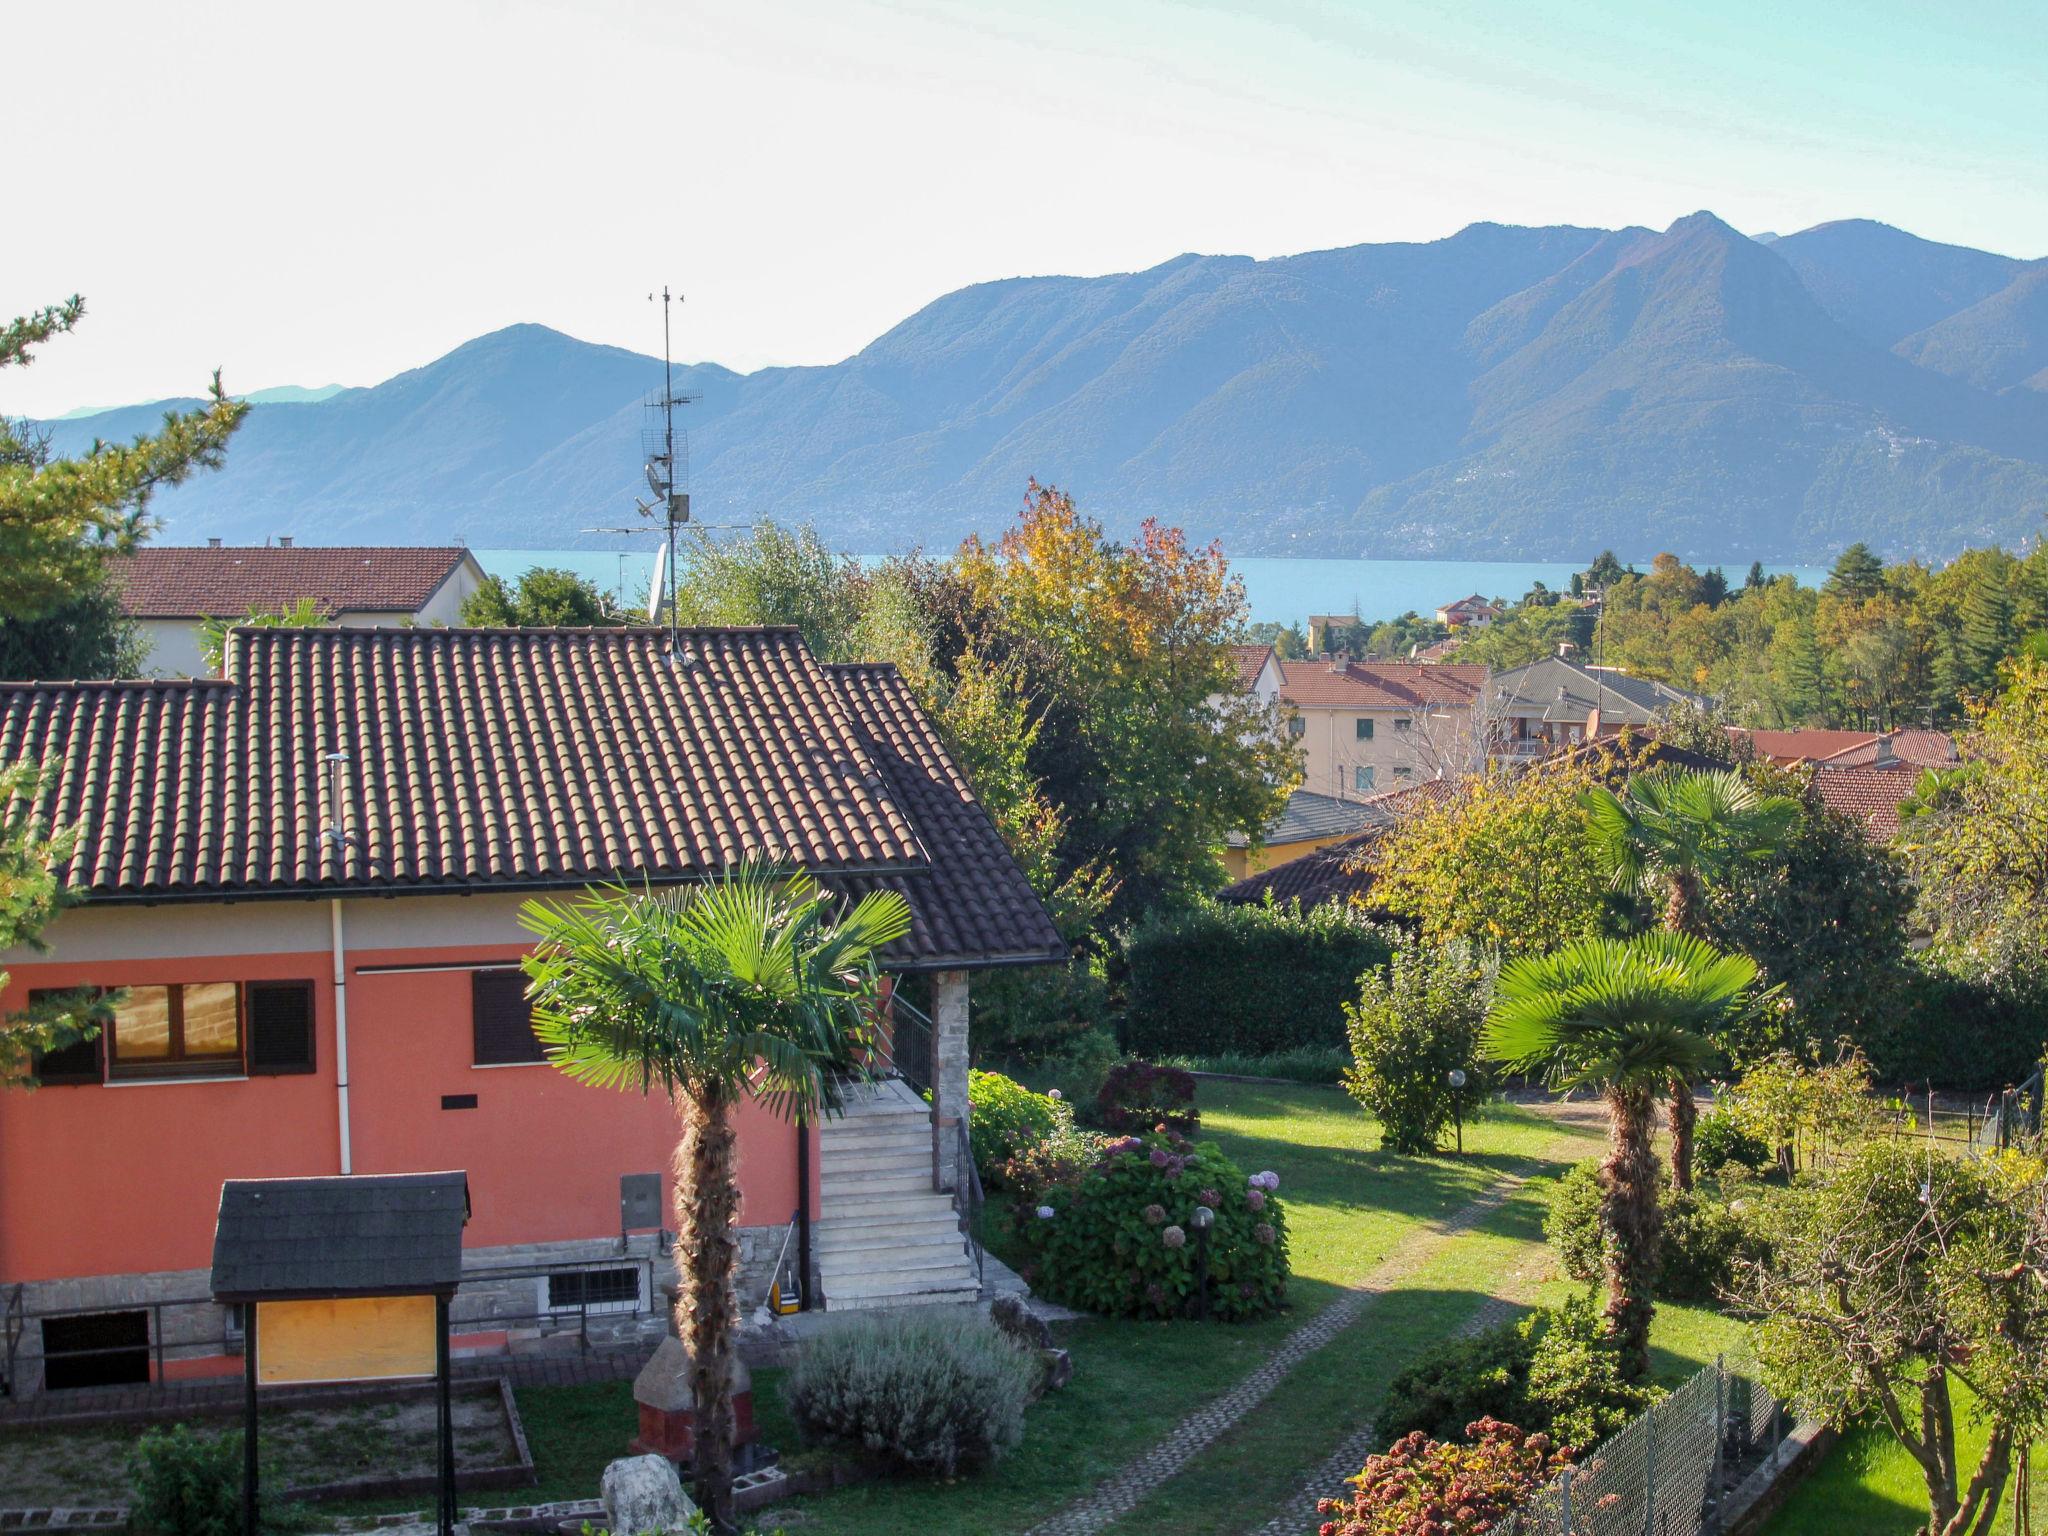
(1015, 1128, 1288, 1321)
(1316, 1418, 1569, 1536)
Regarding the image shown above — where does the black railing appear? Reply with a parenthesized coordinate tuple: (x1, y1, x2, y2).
(957, 1118, 986, 1288)
(3, 1285, 25, 1397)
(884, 990, 937, 1098)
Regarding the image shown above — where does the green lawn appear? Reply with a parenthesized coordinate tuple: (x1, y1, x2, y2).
(284, 1082, 1740, 1533)
(1763, 1381, 2048, 1536)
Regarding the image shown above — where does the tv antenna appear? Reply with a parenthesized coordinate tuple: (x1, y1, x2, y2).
(580, 286, 753, 663)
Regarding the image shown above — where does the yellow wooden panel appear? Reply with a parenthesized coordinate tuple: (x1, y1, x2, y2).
(257, 1295, 437, 1385)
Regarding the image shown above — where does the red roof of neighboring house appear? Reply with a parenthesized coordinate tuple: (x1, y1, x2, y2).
(1277, 659, 1487, 710)
(1229, 643, 1276, 691)
(1730, 728, 1879, 765)
(1883, 730, 1958, 767)
(1810, 763, 1915, 842)
(1216, 780, 1453, 909)
(113, 545, 474, 618)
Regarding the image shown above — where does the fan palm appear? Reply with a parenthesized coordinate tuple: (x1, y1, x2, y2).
(1485, 932, 1758, 1379)
(1582, 767, 1797, 1189)
(519, 866, 912, 1523)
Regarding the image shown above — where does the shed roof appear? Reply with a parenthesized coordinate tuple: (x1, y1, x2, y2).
(211, 1172, 469, 1300)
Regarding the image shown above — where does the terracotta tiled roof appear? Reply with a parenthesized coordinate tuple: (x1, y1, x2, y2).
(113, 545, 474, 618)
(1277, 660, 1487, 711)
(1811, 763, 1914, 842)
(1733, 728, 1879, 766)
(1, 626, 932, 898)
(1229, 644, 1275, 691)
(1492, 656, 1704, 725)
(1882, 730, 1957, 767)
(826, 663, 1065, 971)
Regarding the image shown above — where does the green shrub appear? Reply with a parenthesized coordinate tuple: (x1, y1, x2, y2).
(1318, 1419, 1570, 1536)
(1545, 1161, 1607, 1285)
(1522, 1295, 1654, 1450)
(1157, 1045, 1352, 1084)
(1375, 1319, 1535, 1442)
(1029, 1026, 1122, 1106)
(997, 1122, 1106, 1213)
(1857, 961, 2048, 1091)
(1694, 1102, 1771, 1175)
(1122, 897, 1393, 1058)
(129, 1425, 240, 1536)
(1095, 1060, 1199, 1135)
(781, 1310, 1034, 1476)
(965, 1070, 1071, 1189)
(1018, 1130, 1288, 1321)
(1341, 936, 1491, 1153)
(1545, 1159, 1762, 1301)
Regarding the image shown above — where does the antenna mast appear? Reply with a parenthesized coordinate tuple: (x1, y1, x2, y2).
(645, 286, 701, 661)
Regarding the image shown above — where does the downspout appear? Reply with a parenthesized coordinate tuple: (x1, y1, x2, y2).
(331, 898, 353, 1176)
(795, 1112, 812, 1311)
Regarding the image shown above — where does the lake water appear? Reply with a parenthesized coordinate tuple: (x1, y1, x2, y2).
(476, 548, 1829, 627)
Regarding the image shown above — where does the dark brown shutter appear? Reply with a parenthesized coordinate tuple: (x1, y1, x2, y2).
(26, 988, 103, 1085)
(247, 981, 316, 1075)
(472, 969, 544, 1065)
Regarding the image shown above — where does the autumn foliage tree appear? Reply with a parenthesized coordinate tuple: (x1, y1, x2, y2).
(1316, 1419, 1570, 1536)
(1362, 753, 1614, 958)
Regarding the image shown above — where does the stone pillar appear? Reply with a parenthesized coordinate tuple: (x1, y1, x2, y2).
(931, 970, 971, 1192)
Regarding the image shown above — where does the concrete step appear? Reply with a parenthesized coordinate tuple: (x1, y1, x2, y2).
(821, 1116, 931, 1143)
(821, 1269, 980, 1310)
(819, 1189, 958, 1221)
(822, 1170, 933, 1199)
(819, 1243, 970, 1278)
(819, 1148, 931, 1179)
(815, 1211, 962, 1246)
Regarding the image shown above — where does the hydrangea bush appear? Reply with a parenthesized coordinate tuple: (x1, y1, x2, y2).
(1015, 1128, 1287, 1321)
(1317, 1419, 1569, 1536)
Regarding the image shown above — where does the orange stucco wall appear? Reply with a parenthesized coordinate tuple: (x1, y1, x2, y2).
(0, 924, 822, 1286)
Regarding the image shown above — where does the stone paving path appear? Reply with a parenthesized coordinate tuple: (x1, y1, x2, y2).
(1022, 1108, 1599, 1536)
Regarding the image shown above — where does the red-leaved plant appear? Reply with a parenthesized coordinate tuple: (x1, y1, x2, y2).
(1317, 1418, 1569, 1536)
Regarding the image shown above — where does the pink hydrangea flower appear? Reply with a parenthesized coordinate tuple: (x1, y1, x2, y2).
(1149, 1148, 1170, 1168)
(1247, 1189, 1267, 1212)
(1162, 1225, 1187, 1249)
(1254, 1222, 1277, 1245)
(1142, 1203, 1167, 1225)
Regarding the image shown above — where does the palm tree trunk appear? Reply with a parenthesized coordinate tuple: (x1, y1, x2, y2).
(1668, 1078, 1697, 1192)
(1603, 1083, 1662, 1381)
(1664, 871, 1702, 1193)
(676, 1081, 740, 1526)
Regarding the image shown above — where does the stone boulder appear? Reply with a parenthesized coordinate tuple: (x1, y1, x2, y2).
(601, 1452, 696, 1535)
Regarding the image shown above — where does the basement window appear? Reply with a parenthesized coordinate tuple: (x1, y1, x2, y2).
(546, 1267, 643, 1315)
(40, 1310, 151, 1390)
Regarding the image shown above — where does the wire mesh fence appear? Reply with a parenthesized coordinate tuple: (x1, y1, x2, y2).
(1501, 1355, 1788, 1536)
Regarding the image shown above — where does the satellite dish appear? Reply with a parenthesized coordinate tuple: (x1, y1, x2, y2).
(645, 463, 665, 497)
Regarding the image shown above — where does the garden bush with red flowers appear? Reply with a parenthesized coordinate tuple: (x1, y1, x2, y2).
(1316, 1418, 1569, 1536)
(1014, 1128, 1287, 1321)
(1095, 1059, 1200, 1135)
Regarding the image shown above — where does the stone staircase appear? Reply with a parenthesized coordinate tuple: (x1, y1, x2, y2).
(815, 1078, 980, 1311)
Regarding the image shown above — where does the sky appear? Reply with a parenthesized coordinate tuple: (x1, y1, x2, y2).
(7, 0, 2044, 418)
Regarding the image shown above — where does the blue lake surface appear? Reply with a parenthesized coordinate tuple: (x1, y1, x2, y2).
(476, 548, 1828, 627)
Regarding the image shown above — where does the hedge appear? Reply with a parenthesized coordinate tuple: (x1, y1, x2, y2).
(1122, 897, 1392, 1059)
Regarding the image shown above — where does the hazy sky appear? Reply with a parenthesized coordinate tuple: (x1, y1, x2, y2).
(8, 0, 2043, 417)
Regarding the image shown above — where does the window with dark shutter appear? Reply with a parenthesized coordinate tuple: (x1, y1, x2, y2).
(473, 969, 545, 1065)
(247, 981, 316, 1075)
(26, 989, 103, 1085)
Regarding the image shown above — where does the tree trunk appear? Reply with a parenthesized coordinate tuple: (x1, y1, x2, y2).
(1602, 1083, 1662, 1381)
(676, 1082, 740, 1527)
(1668, 1078, 1697, 1192)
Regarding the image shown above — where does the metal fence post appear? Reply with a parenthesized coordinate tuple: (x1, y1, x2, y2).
(1559, 1465, 1576, 1534)
(1711, 1355, 1726, 1534)
(1642, 1399, 1657, 1536)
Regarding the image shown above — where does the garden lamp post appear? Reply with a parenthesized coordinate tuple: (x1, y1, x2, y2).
(1447, 1069, 1468, 1154)
(1190, 1204, 1214, 1320)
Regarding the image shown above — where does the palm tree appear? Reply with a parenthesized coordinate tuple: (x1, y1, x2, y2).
(519, 867, 911, 1524)
(1484, 932, 1758, 1380)
(1582, 767, 1797, 1189)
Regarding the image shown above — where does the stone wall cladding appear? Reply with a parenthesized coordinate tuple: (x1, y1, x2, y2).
(931, 970, 971, 1192)
(4, 1225, 794, 1395)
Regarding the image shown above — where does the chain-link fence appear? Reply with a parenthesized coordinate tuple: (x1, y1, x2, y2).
(1501, 1356, 1789, 1536)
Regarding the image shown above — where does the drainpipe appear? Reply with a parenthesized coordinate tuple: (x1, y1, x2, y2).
(332, 898, 353, 1175)
(795, 1112, 812, 1311)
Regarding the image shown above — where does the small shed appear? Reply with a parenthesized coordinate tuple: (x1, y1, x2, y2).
(211, 1172, 470, 1536)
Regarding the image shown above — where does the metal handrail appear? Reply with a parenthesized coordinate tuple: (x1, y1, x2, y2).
(3, 1285, 23, 1397)
(883, 991, 938, 1097)
(956, 1118, 986, 1287)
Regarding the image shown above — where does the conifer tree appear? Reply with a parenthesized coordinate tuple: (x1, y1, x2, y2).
(1823, 542, 1886, 602)
(1, 297, 246, 621)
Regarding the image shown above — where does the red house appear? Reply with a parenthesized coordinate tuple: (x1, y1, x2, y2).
(0, 626, 1062, 1396)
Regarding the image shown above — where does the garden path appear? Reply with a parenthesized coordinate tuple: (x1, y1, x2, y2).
(1021, 1103, 1604, 1536)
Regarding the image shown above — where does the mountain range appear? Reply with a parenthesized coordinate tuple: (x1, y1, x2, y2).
(37, 213, 2048, 562)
